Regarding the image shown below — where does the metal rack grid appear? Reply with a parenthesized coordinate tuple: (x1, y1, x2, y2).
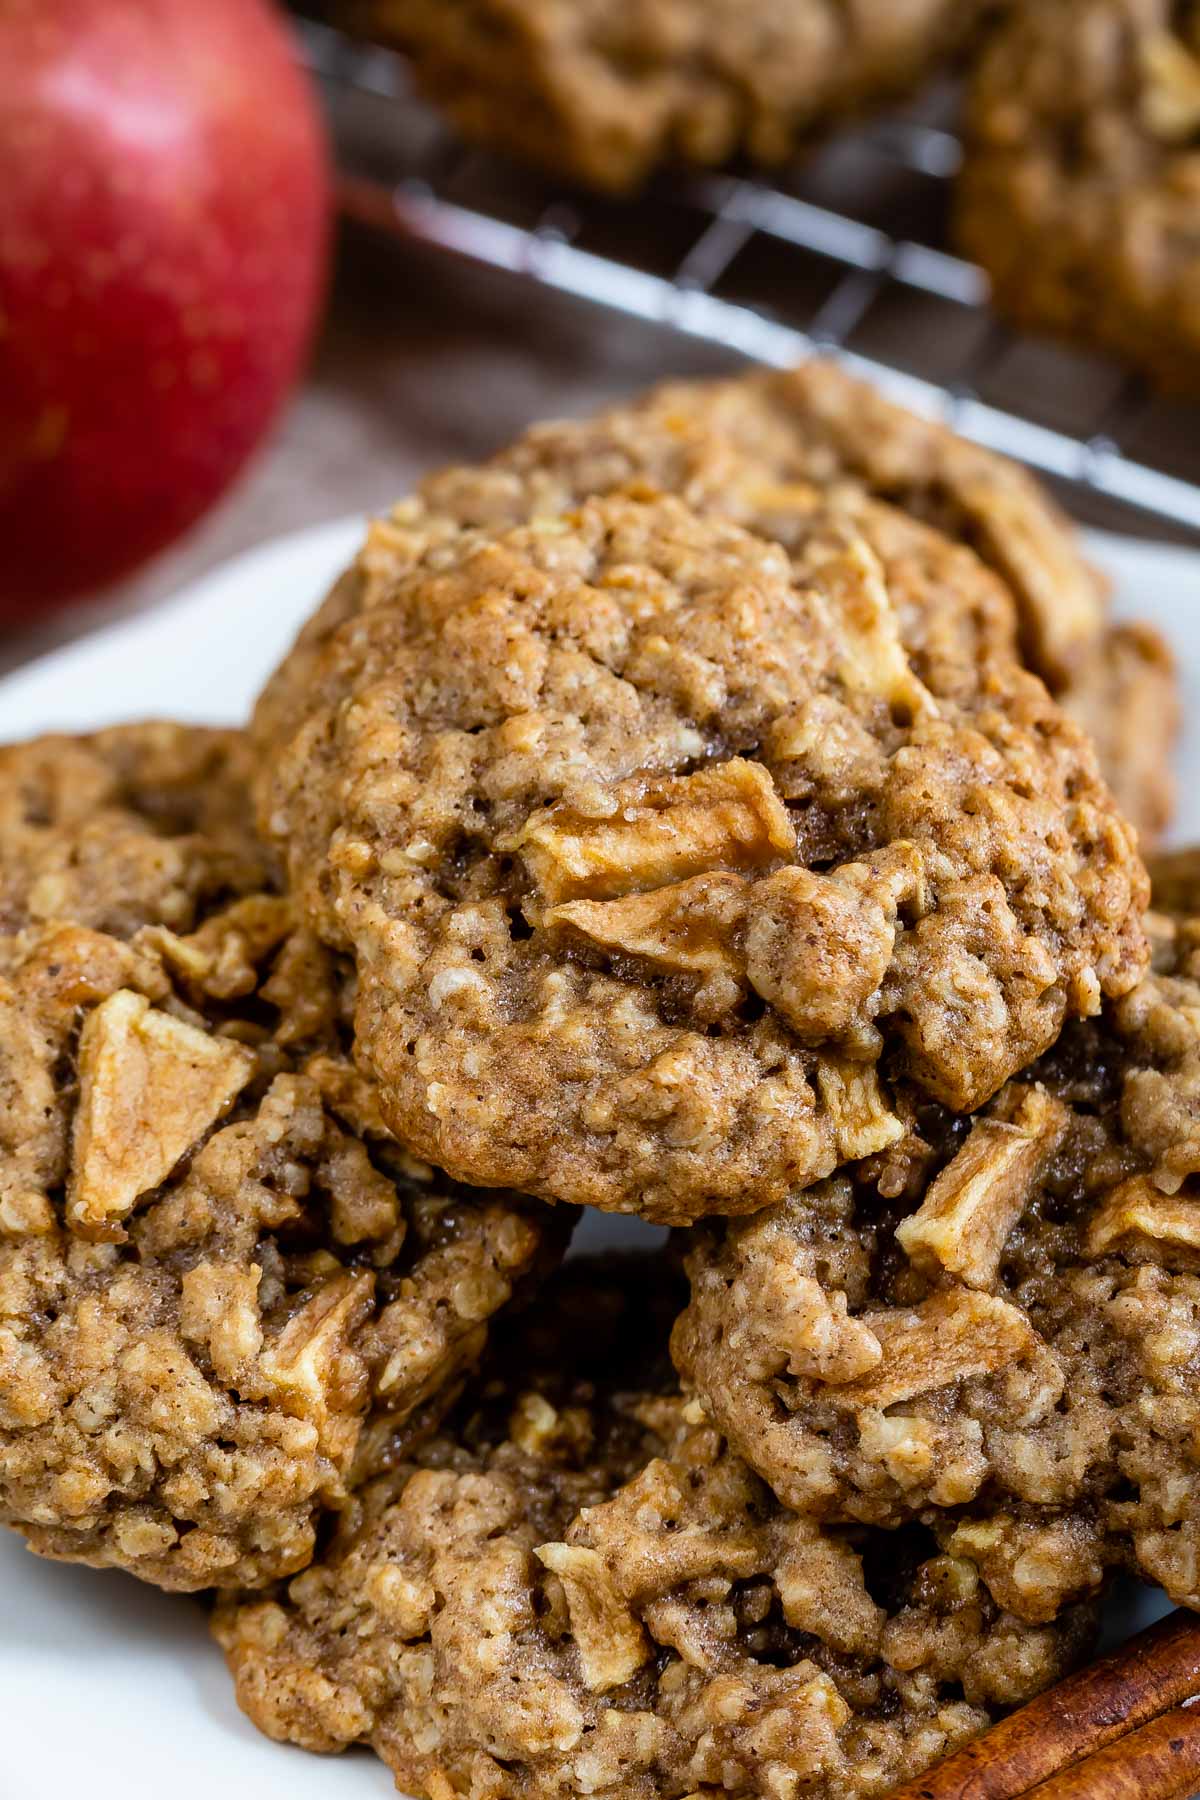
(299, 16, 1200, 540)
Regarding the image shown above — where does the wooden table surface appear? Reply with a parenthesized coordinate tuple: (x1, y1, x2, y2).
(0, 226, 746, 684)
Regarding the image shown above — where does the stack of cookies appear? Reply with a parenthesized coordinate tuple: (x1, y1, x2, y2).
(1, 361, 1195, 1799)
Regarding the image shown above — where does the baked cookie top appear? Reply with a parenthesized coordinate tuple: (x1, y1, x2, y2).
(255, 487, 1146, 1222)
(215, 1258, 1094, 1800)
(255, 363, 1176, 846)
(361, 0, 981, 192)
(635, 362, 1108, 688)
(0, 726, 557, 1591)
(957, 0, 1200, 394)
(673, 906, 1200, 1619)
(259, 362, 1108, 714)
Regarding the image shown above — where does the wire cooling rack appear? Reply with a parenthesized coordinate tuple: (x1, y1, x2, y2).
(299, 15, 1200, 541)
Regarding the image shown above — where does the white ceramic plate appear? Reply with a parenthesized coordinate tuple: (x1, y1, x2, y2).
(0, 519, 1195, 1798)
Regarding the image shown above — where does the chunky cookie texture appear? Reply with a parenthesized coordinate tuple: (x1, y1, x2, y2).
(256, 486, 1146, 1223)
(958, 0, 1200, 397)
(0, 724, 267, 938)
(0, 727, 556, 1591)
(359, 0, 983, 192)
(255, 363, 1178, 846)
(636, 361, 1108, 689)
(215, 1260, 1095, 1800)
(674, 908, 1200, 1620)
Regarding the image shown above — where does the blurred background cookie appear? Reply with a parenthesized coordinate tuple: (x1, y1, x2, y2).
(958, 0, 1200, 396)
(348, 0, 989, 192)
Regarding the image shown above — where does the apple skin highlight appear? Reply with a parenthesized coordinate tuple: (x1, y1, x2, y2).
(0, 0, 331, 617)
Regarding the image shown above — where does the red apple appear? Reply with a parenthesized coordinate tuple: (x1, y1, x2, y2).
(0, 0, 331, 618)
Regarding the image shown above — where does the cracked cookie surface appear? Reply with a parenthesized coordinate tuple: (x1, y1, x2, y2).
(674, 906, 1200, 1620)
(357, 0, 984, 193)
(958, 0, 1200, 397)
(215, 1258, 1095, 1800)
(256, 489, 1146, 1223)
(0, 726, 557, 1590)
(255, 362, 1178, 846)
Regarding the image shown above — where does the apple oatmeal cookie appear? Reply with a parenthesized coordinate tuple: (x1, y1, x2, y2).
(0, 722, 268, 939)
(0, 726, 558, 1591)
(354, 0, 986, 193)
(215, 1259, 1095, 1800)
(957, 0, 1200, 396)
(255, 486, 1146, 1223)
(673, 905, 1200, 1619)
(255, 363, 1177, 845)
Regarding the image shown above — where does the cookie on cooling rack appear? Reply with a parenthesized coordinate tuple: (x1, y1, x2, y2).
(958, 0, 1200, 397)
(0, 726, 559, 1591)
(255, 362, 1178, 847)
(673, 902, 1200, 1620)
(215, 1256, 1096, 1800)
(353, 0, 986, 193)
(253, 480, 1147, 1224)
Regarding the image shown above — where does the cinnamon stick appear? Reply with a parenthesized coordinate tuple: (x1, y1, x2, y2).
(1025, 1701, 1200, 1799)
(884, 1609, 1200, 1800)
